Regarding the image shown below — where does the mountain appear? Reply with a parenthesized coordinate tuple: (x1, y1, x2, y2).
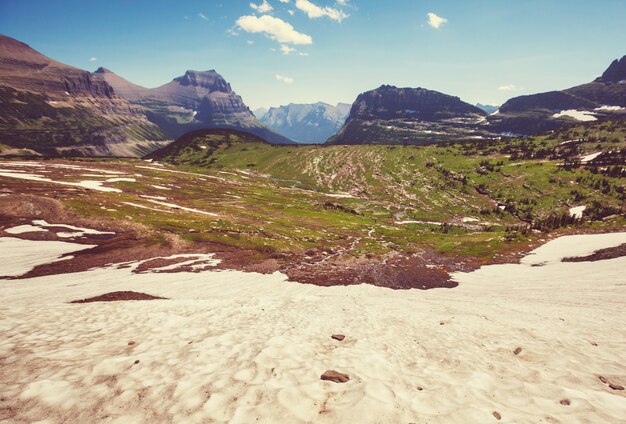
(259, 102, 350, 144)
(145, 128, 270, 166)
(253, 107, 268, 120)
(326, 85, 493, 145)
(476, 103, 499, 114)
(94, 68, 293, 144)
(488, 55, 626, 134)
(0, 34, 167, 156)
(92, 67, 150, 100)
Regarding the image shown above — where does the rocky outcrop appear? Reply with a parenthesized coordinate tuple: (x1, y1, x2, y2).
(595, 56, 626, 83)
(320, 370, 350, 383)
(327, 85, 491, 145)
(259, 102, 350, 144)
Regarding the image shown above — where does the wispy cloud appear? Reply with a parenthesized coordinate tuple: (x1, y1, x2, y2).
(250, 0, 273, 14)
(498, 84, 521, 91)
(295, 0, 348, 22)
(427, 12, 447, 29)
(236, 14, 313, 45)
(198, 12, 209, 21)
(280, 45, 296, 55)
(89, 57, 97, 62)
(275, 74, 294, 84)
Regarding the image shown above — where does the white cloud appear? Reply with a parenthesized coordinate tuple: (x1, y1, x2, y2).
(278, 0, 290, 3)
(198, 12, 209, 21)
(288, 9, 295, 15)
(280, 44, 296, 55)
(336, 0, 348, 4)
(275, 74, 294, 84)
(295, 0, 348, 22)
(250, 0, 273, 14)
(427, 12, 447, 29)
(498, 84, 520, 91)
(236, 14, 313, 45)
(89, 57, 97, 62)
(247, 40, 255, 45)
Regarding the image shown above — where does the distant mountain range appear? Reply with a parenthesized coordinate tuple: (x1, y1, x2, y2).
(0, 33, 624, 154)
(256, 102, 350, 144)
(475, 103, 499, 114)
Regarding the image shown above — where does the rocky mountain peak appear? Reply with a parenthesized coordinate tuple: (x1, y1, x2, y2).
(351, 85, 485, 121)
(595, 55, 626, 83)
(94, 67, 113, 74)
(174, 70, 232, 93)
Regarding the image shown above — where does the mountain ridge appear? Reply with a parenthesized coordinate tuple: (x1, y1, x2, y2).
(0, 34, 167, 156)
(94, 67, 293, 144)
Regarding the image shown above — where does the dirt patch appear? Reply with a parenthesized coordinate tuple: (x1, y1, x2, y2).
(562, 243, 626, 262)
(282, 252, 462, 290)
(70, 291, 167, 303)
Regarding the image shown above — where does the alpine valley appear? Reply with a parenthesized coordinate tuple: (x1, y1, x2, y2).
(1, 22, 626, 424)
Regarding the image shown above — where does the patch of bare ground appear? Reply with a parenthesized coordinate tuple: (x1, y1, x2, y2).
(562, 243, 626, 262)
(282, 251, 462, 290)
(70, 291, 167, 303)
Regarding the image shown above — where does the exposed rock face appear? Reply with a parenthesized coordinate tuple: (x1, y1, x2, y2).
(349, 85, 485, 121)
(0, 35, 113, 98)
(595, 56, 626, 83)
(97, 68, 293, 144)
(152, 70, 233, 109)
(92, 67, 150, 100)
(488, 55, 626, 135)
(0, 34, 167, 156)
(327, 85, 491, 145)
(260, 102, 350, 144)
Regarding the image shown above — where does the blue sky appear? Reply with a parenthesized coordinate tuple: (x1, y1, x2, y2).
(2, 0, 625, 109)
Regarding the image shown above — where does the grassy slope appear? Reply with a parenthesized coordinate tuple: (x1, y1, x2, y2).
(74, 120, 619, 263)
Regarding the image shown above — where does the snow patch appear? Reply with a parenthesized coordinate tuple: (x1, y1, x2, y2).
(5, 225, 49, 235)
(0, 237, 95, 277)
(462, 217, 480, 223)
(580, 152, 602, 163)
(552, 110, 597, 122)
(594, 105, 624, 112)
(144, 200, 219, 217)
(396, 220, 443, 226)
(569, 206, 586, 219)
